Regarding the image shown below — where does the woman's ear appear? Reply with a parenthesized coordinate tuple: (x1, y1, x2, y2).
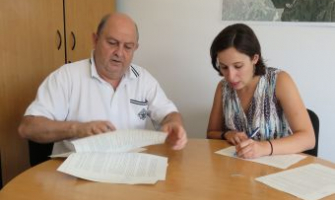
(252, 54, 259, 65)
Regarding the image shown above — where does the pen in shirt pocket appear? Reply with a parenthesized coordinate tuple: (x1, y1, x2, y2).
(249, 127, 260, 139)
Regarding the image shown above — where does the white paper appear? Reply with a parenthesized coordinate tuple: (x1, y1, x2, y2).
(215, 146, 306, 169)
(71, 129, 167, 153)
(56, 129, 168, 184)
(256, 164, 335, 200)
(58, 152, 168, 184)
(50, 129, 166, 158)
(49, 152, 74, 158)
(50, 148, 147, 158)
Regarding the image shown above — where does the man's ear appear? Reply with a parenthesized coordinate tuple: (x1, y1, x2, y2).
(92, 33, 98, 48)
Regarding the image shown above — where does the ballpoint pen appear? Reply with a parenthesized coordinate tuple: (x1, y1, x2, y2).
(249, 127, 260, 139)
(233, 127, 260, 156)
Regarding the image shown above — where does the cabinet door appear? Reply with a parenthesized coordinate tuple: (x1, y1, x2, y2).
(0, 0, 64, 185)
(64, 0, 115, 63)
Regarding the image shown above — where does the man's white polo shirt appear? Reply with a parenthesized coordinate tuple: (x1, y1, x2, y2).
(25, 58, 178, 154)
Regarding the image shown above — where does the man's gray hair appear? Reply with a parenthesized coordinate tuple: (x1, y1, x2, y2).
(96, 13, 139, 41)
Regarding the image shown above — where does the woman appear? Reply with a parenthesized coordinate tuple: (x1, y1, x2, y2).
(207, 23, 315, 159)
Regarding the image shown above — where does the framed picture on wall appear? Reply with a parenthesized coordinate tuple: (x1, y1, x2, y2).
(222, 0, 335, 22)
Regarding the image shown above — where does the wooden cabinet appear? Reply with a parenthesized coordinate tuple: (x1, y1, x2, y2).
(0, 0, 115, 185)
(64, 0, 116, 63)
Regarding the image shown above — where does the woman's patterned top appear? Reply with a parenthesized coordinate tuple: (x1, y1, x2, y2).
(222, 67, 292, 140)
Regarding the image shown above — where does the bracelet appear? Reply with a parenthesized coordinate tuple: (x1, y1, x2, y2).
(267, 139, 273, 156)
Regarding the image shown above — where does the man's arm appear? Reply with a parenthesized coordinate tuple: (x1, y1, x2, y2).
(18, 116, 115, 143)
(160, 112, 187, 150)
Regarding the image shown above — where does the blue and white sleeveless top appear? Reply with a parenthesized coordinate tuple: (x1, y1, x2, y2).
(222, 67, 292, 141)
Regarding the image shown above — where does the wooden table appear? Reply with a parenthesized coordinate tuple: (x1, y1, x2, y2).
(1, 139, 335, 200)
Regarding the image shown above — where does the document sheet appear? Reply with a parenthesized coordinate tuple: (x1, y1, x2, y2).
(256, 164, 335, 200)
(215, 146, 306, 169)
(56, 129, 168, 184)
(72, 129, 167, 153)
(58, 152, 168, 184)
(51, 129, 166, 157)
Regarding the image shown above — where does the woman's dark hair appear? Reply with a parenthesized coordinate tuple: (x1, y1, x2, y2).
(210, 23, 266, 76)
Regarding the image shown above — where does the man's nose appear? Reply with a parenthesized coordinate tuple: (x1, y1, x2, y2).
(114, 46, 124, 57)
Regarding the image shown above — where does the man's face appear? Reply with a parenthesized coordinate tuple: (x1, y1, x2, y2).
(93, 17, 138, 81)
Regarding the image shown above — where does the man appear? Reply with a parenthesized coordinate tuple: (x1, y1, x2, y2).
(18, 13, 187, 154)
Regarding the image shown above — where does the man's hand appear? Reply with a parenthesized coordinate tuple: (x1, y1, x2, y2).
(161, 121, 187, 150)
(71, 120, 116, 138)
(18, 116, 116, 143)
(160, 112, 187, 150)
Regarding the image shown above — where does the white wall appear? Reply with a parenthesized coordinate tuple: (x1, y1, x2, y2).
(117, 0, 335, 162)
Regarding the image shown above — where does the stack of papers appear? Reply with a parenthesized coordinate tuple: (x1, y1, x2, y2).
(216, 146, 335, 199)
(215, 146, 306, 169)
(256, 164, 335, 200)
(56, 129, 168, 184)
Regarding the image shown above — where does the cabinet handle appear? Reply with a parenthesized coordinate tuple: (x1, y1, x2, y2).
(71, 31, 76, 50)
(57, 30, 62, 50)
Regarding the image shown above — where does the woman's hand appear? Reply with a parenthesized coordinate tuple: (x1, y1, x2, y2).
(235, 139, 271, 159)
(224, 130, 248, 145)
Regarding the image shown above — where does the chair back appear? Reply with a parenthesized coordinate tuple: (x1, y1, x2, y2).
(28, 141, 53, 167)
(304, 109, 319, 156)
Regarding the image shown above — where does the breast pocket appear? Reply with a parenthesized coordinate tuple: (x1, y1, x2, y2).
(130, 99, 149, 120)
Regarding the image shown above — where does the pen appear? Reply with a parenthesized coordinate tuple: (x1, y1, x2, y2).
(249, 127, 260, 139)
(233, 127, 260, 156)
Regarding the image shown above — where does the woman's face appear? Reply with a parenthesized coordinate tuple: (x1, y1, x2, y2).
(217, 47, 259, 90)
